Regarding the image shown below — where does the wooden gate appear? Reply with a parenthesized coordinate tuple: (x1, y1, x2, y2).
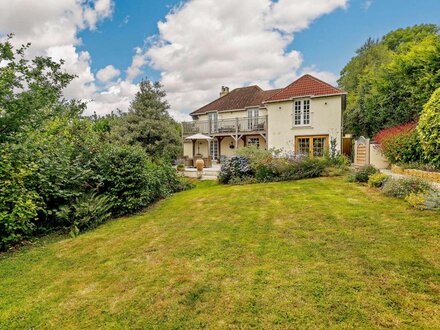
(342, 137, 352, 157)
(354, 136, 369, 165)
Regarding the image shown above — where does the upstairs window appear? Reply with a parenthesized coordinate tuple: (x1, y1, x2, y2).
(293, 99, 311, 126)
(294, 101, 302, 125)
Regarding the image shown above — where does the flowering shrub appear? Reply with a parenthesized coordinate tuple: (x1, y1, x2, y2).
(347, 165, 378, 183)
(382, 177, 432, 199)
(405, 191, 440, 210)
(368, 172, 390, 188)
(218, 156, 254, 184)
(374, 122, 423, 164)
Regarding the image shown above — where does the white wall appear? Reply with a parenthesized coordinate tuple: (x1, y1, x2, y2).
(266, 95, 343, 153)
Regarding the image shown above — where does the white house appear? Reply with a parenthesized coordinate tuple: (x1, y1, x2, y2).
(182, 74, 346, 164)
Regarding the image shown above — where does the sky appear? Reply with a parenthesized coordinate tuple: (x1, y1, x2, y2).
(0, 0, 439, 121)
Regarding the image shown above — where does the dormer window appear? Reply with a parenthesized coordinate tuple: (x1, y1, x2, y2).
(293, 99, 311, 126)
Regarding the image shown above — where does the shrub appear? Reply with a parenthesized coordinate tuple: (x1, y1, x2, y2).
(325, 154, 351, 168)
(57, 192, 113, 237)
(94, 144, 184, 216)
(236, 146, 272, 170)
(374, 123, 423, 164)
(405, 191, 440, 210)
(0, 146, 42, 250)
(382, 177, 432, 199)
(418, 88, 440, 168)
(218, 156, 254, 184)
(255, 157, 289, 182)
(347, 165, 378, 183)
(282, 158, 327, 181)
(368, 173, 390, 188)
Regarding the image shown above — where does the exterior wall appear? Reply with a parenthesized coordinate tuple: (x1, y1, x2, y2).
(220, 137, 244, 157)
(266, 95, 343, 154)
(369, 144, 390, 169)
(183, 141, 193, 158)
(218, 135, 267, 158)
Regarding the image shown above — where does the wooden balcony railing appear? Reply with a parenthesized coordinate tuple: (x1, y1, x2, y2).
(182, 116, 267, 136)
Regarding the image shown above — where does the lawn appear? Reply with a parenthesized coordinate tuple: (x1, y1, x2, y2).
(0, 178, 439, 329)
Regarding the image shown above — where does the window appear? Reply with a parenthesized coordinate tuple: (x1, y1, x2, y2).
(293, 99, 311, 126)
(247, 137, 260, 148)
(294, 101, 301, 126)
(247, 108, 259, 130)
(303, 100, 310, 125)
(295, 135, 328, 157)
(208, 112, 218, 133)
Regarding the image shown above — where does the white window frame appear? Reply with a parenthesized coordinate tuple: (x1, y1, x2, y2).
(293, 99, 312, 127)
(208, 111, 218, 133)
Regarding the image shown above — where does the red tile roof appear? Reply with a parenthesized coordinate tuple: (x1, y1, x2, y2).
(190, 74, 345, 116)
(190, 86, 281, 116)
(264, 74, 345, 102)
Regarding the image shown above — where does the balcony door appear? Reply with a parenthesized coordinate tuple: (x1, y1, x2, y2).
(208, 112, 218, 133)
(247, 108, 259, 130)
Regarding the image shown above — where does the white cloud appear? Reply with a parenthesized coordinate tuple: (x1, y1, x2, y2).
(0, 0, 347, 120)
(97, 65, 121, 83)
(143, 0, 348, 120)
(0, 0, 134, 116)
(126, 47, 148, 81)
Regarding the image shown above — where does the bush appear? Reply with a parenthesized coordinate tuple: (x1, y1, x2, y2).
(0, 146, 42, 250)
(368, 173, 390, 188)
(57, 192, 113, 237)
(94, 144, 185, 216)
(282, 158, 327, 181)
(374, 123, 423, 164)
(405, 191, 440, 210)
(218, 156, 254, 184)
(255, 157, 289, 182)
(347, 165, 378, 183)
(382, 177, 432, 199)
(236, 146, 273, 170)
(418, 88, 440, 168)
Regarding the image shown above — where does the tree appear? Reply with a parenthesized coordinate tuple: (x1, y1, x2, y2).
(339, 24, 440, 137)
(0, 35, 81, 142)
(109, 80, 182, 160)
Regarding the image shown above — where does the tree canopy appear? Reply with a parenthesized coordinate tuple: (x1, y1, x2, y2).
(339, 24, 440, 137)
(108, 80, 182, 160)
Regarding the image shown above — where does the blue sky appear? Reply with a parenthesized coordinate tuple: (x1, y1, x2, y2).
(78, 0, 440, 83)
(1, 0, 439, 119)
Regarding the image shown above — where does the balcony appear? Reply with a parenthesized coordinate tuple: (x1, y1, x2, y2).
(182, 116, 268, 136)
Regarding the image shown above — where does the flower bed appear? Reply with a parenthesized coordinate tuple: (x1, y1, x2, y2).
(391, 165, 440, 184)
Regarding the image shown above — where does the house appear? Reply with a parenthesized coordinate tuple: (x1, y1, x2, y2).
(182, 74, 346, 164)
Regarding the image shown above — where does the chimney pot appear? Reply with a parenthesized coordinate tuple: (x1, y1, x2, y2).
(220, 86, 230, 97)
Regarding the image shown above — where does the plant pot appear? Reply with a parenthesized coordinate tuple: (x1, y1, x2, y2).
(195, 158, 204, 171)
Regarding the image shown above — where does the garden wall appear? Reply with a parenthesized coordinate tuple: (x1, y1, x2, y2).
(354, 137, 389, 169)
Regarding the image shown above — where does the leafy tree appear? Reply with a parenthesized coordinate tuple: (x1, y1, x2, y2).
(339, 24, 440, 136)
(0, 35, 81, 142)
(109, 80, 182, 160)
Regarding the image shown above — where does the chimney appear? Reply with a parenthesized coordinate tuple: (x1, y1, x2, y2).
(220, 86, 229, 97)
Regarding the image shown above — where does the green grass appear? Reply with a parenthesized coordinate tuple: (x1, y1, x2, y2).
(0, 178, 439, 329)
